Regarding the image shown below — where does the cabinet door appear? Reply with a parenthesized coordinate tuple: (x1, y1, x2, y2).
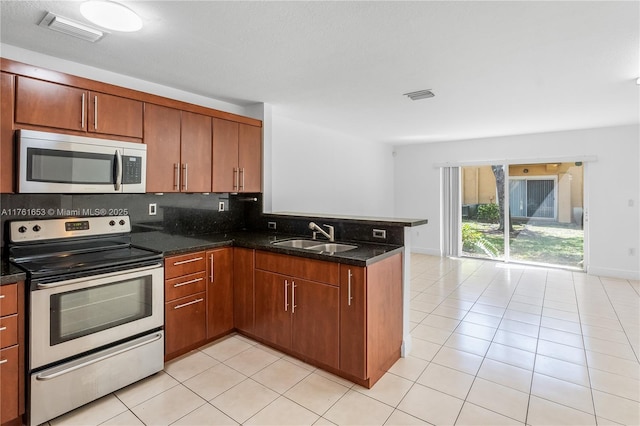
(254, 270, 291, 350)
(212, 118, 239, 193)
(144, 103, 181, 193)
(233, 248, 255, 334)
(292, 279, 340, 369)
(238, 124, 262, 193)
(180, 111, 212, 192)
(1, 73, 14, 193)
(206, 248, 234, 339)
(0, 346, 19, 424)
(340, 265, 367, 379)
(165, 292, 206, 356)
(15, 76, 87, 131)
(88, 92, 143, 138)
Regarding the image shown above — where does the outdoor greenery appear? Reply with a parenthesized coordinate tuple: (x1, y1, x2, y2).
(462, 220, 584, 268)
(476, 203, 500, 223)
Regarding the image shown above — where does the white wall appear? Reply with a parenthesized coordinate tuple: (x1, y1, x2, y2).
(394, 125, 640, 279)
(269, 113, 395, 217)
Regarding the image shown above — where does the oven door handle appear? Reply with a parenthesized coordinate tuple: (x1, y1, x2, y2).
(35, 263, 163, 289)
(35, 332, 163, 381)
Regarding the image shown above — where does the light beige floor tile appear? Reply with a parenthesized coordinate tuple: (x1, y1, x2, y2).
(536, 339, 587, 365)
(224, 346, 280, 376)
(99, 410, 144, 426)
(254, 342, 287, 359)
(420, 314, 461, 331)
(383, 410, 430, 425)
(526, 395, 596, 425)
(431, 305, 468, 320)
(387, 356, 429, 381)
(411, 323, 452, 344)
(410, 309, 429, 323)
(595, 416, 626, 425)
(492, 329, 537, 352)
(114, 371, 180, 408)
(49, 394, 127, 426)
(245, 396, 319, 425)
(470, 303, 506, 318)
(251, 357, 312, 394)
(416, 363, 474, 399)
(592, 390, 640, 425)
(508, 300, 543, 315)
(130, 384, 206, 426)
(397, 383, 464, 425)
(284, 373, 350, 415)
(455, 321, 497, 341)
(171, 403, 238, 426)
(444, 332, 490, 356)
(580, 314, 623, 331)
(431, 346, 483, 375)
(542, 307, 580, 323)
(581, 324, 630, 345)
(543, 299, 578, 313)
(583, 336, 637, 361)
(586, 351, 640, 380)
(410, 300, 439, 313)
(440, 297, 474, 310)
(503, 310, 541, 326)
(199, 335, 253, 361)
(538, 327, 584, 349)
(313, 417, 338, 425)
(456, 402, 524, 425)
(462, 311, 502, 328)
(282, 354, 317, 372)
(540, 317, 582, 334)
(164, 350, 219, 382)
(409, 338, 441, 361)
(183, 363, 246, 401)
(314, 368, 357, 388)
(477, 358, 532, 393)
(498, 318, 540, 337)
(589, 368, 640, 402)
(486, 342, 535, 370)
(354, 373, 414, 407)
(324, 389, 394, 426)
(531, 373, 594, 414)
(534, 354, 590, 387)
(466, 378, 529, 422)
(210, 379, 278, 424)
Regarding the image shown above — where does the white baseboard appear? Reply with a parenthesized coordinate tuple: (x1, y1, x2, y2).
(587, 266, 640, 280)
(410, 247, 441, 256)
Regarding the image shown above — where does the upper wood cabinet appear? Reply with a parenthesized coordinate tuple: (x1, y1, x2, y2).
(1, 72, 15, 193)
(144, 104, 212, 193)
(212, 119, 261, 193)
(15, 76, 142, 138)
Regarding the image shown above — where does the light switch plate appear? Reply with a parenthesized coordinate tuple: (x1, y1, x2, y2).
(218, 201, 225, 212)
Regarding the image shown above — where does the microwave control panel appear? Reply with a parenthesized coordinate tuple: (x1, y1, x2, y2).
(122, 156, 143, 184)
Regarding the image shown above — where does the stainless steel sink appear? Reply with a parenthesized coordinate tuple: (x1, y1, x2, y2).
(306, 243, 358, 253)
(271, 239, 358, 253)
(271, 239, 320, 249)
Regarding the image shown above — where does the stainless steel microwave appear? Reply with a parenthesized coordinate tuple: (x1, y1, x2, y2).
(17, 129, 146, 193)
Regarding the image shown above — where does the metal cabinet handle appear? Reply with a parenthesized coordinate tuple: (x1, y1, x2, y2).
(233, 168, 239, 191)
(173, 277, 203, 288)
(240, 168, 245, 191)
(0, 295, 5, 299)
(0, 359, 7, 365)
(0, 327, 6, 332)
(182, 163, 188, 191)
(94, 95, 98, 130)
(81, 93, 86, 129)
(173, 257, 203, 266)
(174, 163, 180, 190)
(209, 254, 214, 282)
(174, 298, 204, 310)
(292, 281, 297, 314)
(284, 280, 289, 311)
(348, 269, 353, 306)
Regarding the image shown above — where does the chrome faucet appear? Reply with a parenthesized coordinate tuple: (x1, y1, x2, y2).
(309, 222, 335, 242)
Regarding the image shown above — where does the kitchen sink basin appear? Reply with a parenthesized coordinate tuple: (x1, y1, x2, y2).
(271, 239, 358, 253)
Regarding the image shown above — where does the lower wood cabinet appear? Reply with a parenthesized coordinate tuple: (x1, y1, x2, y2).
(0, 281, 25, 426)
(233, 247, 255, 334)
(206, 248, 234, 340)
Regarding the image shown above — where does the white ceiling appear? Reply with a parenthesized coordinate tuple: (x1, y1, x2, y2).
(1, 1, 638, 144)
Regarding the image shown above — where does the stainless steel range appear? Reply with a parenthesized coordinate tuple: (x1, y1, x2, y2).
(9, 216, 164, 426)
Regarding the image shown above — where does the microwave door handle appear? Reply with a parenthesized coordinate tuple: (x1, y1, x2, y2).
(114, 150, 122, 191)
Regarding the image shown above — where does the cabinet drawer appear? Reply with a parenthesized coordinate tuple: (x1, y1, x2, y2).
(165, 271, 206, 302)
(255, 251, 339, 285)
(165, 292, 206, 355)
(0, 315, 18, 349)
(0, 284, 18, 316)
(0, 345, 19, 423)
(164, 252, 206, 279)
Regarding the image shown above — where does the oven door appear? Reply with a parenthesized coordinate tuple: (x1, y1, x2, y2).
(30, 262, 164, 370)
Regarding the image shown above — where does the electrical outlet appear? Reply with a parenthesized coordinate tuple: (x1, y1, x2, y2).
(373, 229, 386, 239)
(218, 201, 225, 212)
(268, 221, 277, 230)
(148, 203, 157, 216)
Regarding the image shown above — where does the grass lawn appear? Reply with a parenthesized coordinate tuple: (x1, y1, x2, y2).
(463, 220, 584, 268)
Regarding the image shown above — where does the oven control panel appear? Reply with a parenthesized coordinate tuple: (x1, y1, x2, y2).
(10, 216, 131, 242)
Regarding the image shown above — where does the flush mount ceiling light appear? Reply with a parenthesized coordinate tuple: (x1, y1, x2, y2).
(80, 0, 142, 32)
(39, 12, 104, 42)
(403, 89, 435, 101)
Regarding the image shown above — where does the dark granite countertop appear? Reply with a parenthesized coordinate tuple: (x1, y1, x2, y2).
(131, 230, 403, 266)
(266, 212, 428, 227)
(1, 259, 26, 285)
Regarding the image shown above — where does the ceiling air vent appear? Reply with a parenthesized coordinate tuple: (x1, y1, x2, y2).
(39, 12, 104, 42)
(403, 89, 435, 101)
